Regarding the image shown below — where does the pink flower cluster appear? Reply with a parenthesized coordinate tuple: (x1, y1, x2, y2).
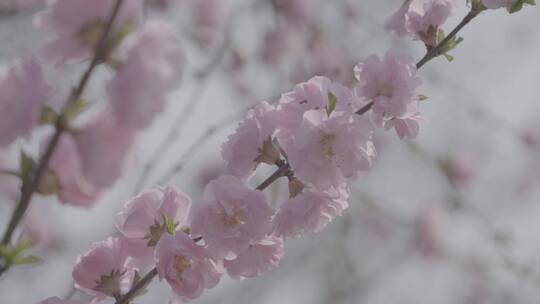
(50, 45, 425, 303)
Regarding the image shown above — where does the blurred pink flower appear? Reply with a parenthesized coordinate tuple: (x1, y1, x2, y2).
(75, 112, 134, 189)
(0, 56, 49, 147)
(261, 27, 292, 65)
(192, 0, 226, 47)
(191, 175, 273, 259)
(279, 110, 375, 190)
(72, 237, 136, 298)
(116, 187, 191, 243)
(221, 101, 279, 180)
(223, 236, 284, 279)
(273, 185, 350, 238)
(441, 152, 478, 189)
(354, 52, 422, 131)
(48, 134, 100, 207)
(107, 21, 184, 130)
(414, 206, 445, 258)
(155, 233, 222, 301)
(34, 0, 144, 64)
(522, 126, 540, 149)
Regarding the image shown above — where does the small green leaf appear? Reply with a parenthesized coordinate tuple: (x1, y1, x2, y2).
(40, 106, 59, 125)
(20, 151, 36, 180)
(13, 255, 41, 265)
(63, 96, 87, 122)
(417, 94, 429, 101)
(443, 53, 454, 62)
(163, 215, 176, 235)
(326, 91, 338, 116)
(12, 239, 34, 257)
(509, 0, 535, 12)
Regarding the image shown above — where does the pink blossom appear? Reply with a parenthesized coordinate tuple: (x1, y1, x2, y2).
(75, 112, 134, 189)
(116, 187, 192, 243)
(277, 76, 358, 134)
(107, 21, 184, 130)
(48, 134, 100, 207)
(37, 297, 85, 304)
(385, 0, 456, 41)
(34, 0, 144, 64)
(383, 103, 422, 139)
(155, 233, 222, 301)
(354, 52, 422, 128)
(223, 236, 284, 279)
(72, 237, 136, 298)
(273, 185, 350, 238)
(481, 0, 519, 11)
(278, 110, 375, 190)
(0, 56, 49, 147)
(191, 175, 274, 259)
(384, 0, 414, 37)
(221, 102, 279, 180)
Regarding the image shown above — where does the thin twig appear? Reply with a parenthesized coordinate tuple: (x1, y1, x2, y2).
(114, 268, 158, 304)
(416, 12, 478, 70)
(0, 0, 126, 273)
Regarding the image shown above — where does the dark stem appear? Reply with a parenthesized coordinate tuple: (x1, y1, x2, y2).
(256, 163, 291, 191)
(355, 101, 374, 115)
(0, 0, 126, 265)
(114, 267, 158, 304)
(416, 12, 478, 70)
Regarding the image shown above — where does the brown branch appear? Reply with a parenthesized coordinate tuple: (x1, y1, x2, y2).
(0, 0, 126, 273)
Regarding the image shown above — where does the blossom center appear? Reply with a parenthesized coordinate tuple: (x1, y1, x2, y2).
(377, 84, 394, 98)
(221, 207, 244, 228)
(319, 132, 337, 159)
(173, 255, 192, 276)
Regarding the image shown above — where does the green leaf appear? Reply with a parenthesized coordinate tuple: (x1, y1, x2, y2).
(443, 53, 455, 62)
(326, 91, 338, 117)
(12, 255, 41, 265)
(12, 239, 34, 257)
(63, 96, 87, 122)
(510, 0, 536, 12)
(468, 0, 487, 12)
(417, 94, 429, 101)
(40, 106, 59, 125)
(19, 151, 36, 179)
(163, 215, 176, 235)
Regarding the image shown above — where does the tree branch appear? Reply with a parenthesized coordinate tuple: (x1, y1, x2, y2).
(0, 0, 126, 273)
